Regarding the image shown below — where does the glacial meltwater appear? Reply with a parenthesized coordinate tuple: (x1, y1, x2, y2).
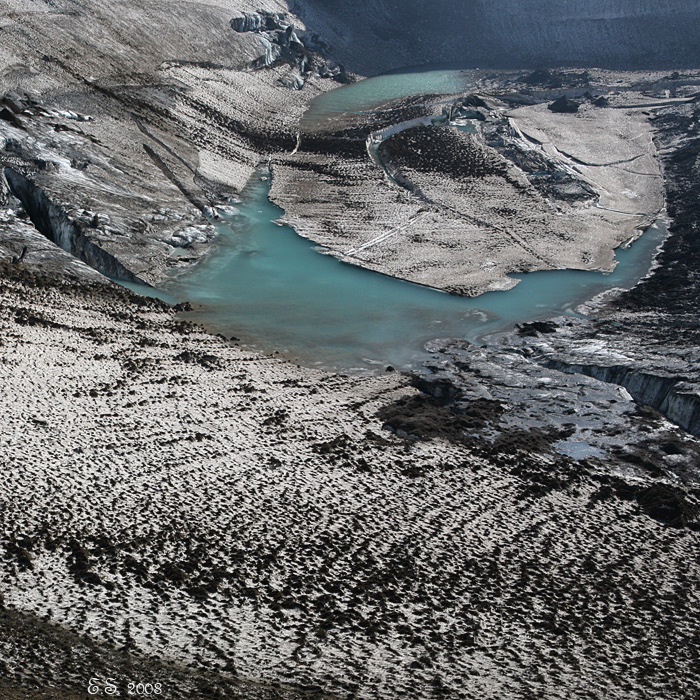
(139, 173, 664, 372)
(122, 67, 668, 372)
(301, 65, 478, 127)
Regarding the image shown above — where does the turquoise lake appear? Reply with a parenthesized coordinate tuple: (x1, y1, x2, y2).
(156, 174, 665, 372)
(123, 67, 667, 372)
(301, 65, 478, 126)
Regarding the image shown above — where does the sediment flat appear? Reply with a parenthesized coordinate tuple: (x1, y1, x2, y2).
(270, 74, 666, 296)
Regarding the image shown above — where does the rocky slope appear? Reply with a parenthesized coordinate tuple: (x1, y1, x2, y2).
(404, 97, 700, 455)
(0, 0, 338, 283)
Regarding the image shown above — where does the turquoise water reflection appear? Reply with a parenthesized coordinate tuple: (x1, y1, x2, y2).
(119, 67, 665, 371)
(301, 65, 478, 127)
(157, 174, 665, 371)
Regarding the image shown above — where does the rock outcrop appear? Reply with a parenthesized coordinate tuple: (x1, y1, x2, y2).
(0, 1, 336, 284)
(231, 9, 350, 88)
(548, 96, 581, 113)
(543, 358, 700, 436)
(4, 169, 145, 284)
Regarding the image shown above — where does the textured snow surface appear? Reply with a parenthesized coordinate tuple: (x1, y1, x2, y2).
(1, 273, 699, 700)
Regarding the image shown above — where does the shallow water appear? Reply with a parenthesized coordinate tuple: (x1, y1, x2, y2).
(301, 65, 478, 127)
(120, 66, 667, 372)
(149, 173, 666, 372)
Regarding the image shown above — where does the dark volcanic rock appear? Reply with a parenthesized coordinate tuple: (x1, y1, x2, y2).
(523, 69, 564, 88)
(548, 96, 581, 113)
(636, 484, 700, 528)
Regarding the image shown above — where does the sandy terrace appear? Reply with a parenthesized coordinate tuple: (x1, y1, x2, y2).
(270, 91, 664, 296)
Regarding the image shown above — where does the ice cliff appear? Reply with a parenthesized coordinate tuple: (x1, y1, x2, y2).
(292, 0, 700, 74)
